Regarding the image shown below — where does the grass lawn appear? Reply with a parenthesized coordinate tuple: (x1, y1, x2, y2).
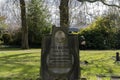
(0, 48, 120, 80)
(81, 50, 120, 80)
(0, 48, 40, 80)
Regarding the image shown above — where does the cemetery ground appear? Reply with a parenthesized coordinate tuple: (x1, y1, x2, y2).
(0, 48, 120, 80)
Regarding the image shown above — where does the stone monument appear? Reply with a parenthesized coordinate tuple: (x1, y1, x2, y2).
(111, 76, 120, 80)
(41, 26, 80, 80)
(116, 52, 120, 61)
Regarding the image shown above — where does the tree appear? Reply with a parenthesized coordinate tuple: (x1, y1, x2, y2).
(27, 0, 51, 47)
(59, 0, 69, 27)
(79, 16, 117, 49)
(20, 0, 29, 49)
(78, 0, 120, 8)
(0, 0, 51, 47)
(0, 16, 7, 40)
(60, 0, 120, 28)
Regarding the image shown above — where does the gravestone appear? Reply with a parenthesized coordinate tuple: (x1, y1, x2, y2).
(116, 52, 120, 61)
(111, 76, 120, 80)
(96, 75, 106, 80)
(81, 78, 87, 80)
(41, 26, 80, 80)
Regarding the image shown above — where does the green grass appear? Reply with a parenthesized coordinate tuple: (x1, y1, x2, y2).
(0, 49, 120, 80)
(81, 50, 120, 80)
(0, 48, 40, 80)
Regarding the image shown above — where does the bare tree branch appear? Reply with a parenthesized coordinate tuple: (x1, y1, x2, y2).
(77, 0, 120, 8)
(101, 0, 120, 8)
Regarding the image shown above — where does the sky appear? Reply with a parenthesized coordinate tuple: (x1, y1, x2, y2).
(0, 0, 5, 8)
(0, 0, 4, 3)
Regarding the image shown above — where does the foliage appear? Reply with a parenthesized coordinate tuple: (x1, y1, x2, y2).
(9, 29, 22, 46)
(27, 0, 52, 47)
(79, 16, 117, 50)
(5, 0, 51, 47)
(115, 29, 120, 49)
(2, 33, 12, 44)
(0, 16, 7, 42)
(0, 16, 6, 27)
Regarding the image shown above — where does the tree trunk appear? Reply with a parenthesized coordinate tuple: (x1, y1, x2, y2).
(59, 0, 69, 27)
(20, 0, 29, 49)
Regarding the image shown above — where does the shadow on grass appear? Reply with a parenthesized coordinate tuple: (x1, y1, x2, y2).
(0, 47, 23, 51)
(0, 52, 41, 80)
(0, 52, 34, 58)
(0, 77, 13, 80)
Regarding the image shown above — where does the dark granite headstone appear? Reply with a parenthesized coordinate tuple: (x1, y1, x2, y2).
(81, 78, 87, 80)
(41, 26, 80, 80)
(111, 76, 120, 80)
(116, 52, 120, 61)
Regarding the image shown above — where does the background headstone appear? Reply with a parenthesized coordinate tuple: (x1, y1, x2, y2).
(116, 52, 120, 61)
(81, 78, 87, 80)
(111, 76, 120, 80)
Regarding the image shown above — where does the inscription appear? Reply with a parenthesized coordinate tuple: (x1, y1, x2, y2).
(47, 45, 74, 74)
(47, 46, 73, 65)
(47, 30, 74, 74)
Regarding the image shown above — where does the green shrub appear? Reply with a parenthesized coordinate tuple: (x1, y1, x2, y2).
(79, 17, 117, 50)
(115, 29, 120, 49)
(11, 31, 22, 46)
(2, 33, 12, 44)
(9, 26, 51, 48)
(28, 26, 51, 47)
